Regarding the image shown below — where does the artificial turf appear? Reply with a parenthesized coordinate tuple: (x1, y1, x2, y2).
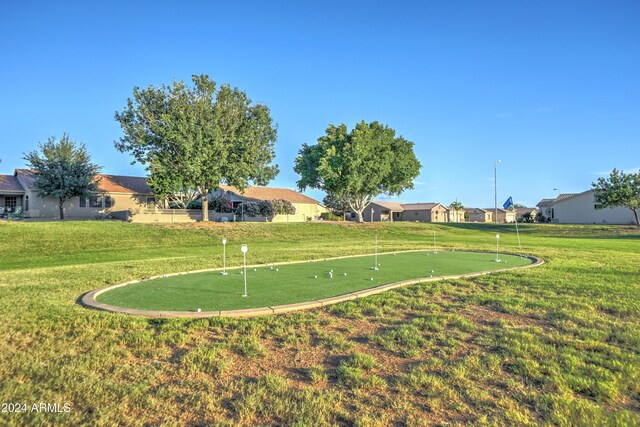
(95, 251, 533, 311)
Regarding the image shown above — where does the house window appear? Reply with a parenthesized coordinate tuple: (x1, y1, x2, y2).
(89, 195, 103, 208)
(79, 197, 86, 207)
(551, 208, 554, 219)
(25, 195, 29, 211)
(146, 197, 156, 208)
(5, 196, 17, 210)
(105, 196, 113, 208)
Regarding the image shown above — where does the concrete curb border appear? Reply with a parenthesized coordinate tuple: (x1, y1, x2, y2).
(80, 251, 544, 318)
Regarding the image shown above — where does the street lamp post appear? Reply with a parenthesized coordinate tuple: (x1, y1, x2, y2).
(494, 160, 502, 224)
(221, 238, 228, 275)
(241, 244, 248, 297)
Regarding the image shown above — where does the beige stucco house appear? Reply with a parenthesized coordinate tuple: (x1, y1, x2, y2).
(4, 169, 154, 219)
(14, 169, 156, 219)
(487, 207, 517, 223)
(361, 201, 452, 223)
(538, 190, 637, 225)
(2, 168, 328, 223)
(516, 208, 538, 221)
(466, 208, 493, 223)
(213, 185, 327, 222)
(361, 201, 405, 222)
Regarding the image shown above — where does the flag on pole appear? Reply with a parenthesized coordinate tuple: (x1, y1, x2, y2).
(503, 196, 513, 209)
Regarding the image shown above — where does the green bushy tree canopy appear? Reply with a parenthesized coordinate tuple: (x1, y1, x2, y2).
(592, 168, 640, 226)
(23, 134, 101, 220)
(294, 121, 421, 222)
(114, 74, 278, 221)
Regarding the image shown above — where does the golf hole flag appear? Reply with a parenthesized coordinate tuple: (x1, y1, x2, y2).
(503, 197, 514, 209)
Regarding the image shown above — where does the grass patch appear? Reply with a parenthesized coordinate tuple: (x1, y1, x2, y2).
(1, 221, 639, 425)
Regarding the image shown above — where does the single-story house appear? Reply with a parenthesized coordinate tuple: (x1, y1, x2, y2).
(360, 201, 452, 223)
(537, 190, 637, 225)
(485, 208, 517, 223)
(536, 198, 555, 220)
(448, 205, 466, 223)
(213, 185, 328, 222)
(466, 208, 493, 223)
(516, 207, 538, 221)
(402, 203, 450, 222)
(0, 173, 26, 216)
(360, 201, 405, 222)
(5, 169, 154, 219)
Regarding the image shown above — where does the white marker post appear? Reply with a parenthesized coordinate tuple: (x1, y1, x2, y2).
(495, 234, 501, 262)
(433, 230, 437, 254)
(221, 238, 228, 275)
(371, 233, 379, 270)
(241, 244, 248, 296)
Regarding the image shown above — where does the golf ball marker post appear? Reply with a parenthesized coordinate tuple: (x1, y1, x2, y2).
(241, 244, 248, 297)
(221, 238, 228, 276)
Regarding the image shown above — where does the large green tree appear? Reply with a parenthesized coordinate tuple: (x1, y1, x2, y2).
(23, 134, 101, 220)
(114, 74, 278, 221)
(592, 168, 640, 226)
(294, 121, 421, 222)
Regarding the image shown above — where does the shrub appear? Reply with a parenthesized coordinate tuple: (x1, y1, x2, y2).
(271, 199, 296, 215)
(210, 194, 234, 213)
(320, 212, 343, 221)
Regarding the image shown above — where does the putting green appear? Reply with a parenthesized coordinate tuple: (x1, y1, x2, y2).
(95, 251, 534, 312)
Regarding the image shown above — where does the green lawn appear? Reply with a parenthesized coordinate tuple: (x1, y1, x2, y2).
(1, 221, 639, 426)
(96, 251, 533, 311)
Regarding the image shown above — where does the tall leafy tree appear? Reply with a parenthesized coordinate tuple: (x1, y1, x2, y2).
(23, 134, 101, 220)
(114, 74, 278, 221)
(592, 168, 640, 226)
(295, 121, 421, 222)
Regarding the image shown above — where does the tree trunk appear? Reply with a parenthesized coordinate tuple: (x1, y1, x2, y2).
(201, 189, 209, 222)
(632, 208, 639, 227)
(59, 198, 64, 220)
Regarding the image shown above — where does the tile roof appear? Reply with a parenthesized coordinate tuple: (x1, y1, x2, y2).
(536, 198, 555, 207)
(15, 169, 37, 189)
(370, 201, 405, 211)
(516, 208, 538, 215)
(401, 203, 443, 210)
(554, 193, 578, 203)
(466, 208, 488, 213)
(0, 174, 25, 192)
(96, 174, 153, 194)
(219, 185, 321, 204)
(14, 169, 152, 194)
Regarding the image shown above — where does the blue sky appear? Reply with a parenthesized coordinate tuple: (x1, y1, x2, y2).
(1, 1, 638, 207)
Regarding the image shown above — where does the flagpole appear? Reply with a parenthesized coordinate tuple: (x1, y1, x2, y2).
(504, 196, 523, 255)
(514, 210, 522, 254)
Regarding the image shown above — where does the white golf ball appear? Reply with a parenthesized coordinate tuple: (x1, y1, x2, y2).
(344, 273, 347, 276)
(370, 277, 373, 281)
(314, 275, 317, 278)
(276, 268, 279, 272)
(197, 308, 201, 313)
